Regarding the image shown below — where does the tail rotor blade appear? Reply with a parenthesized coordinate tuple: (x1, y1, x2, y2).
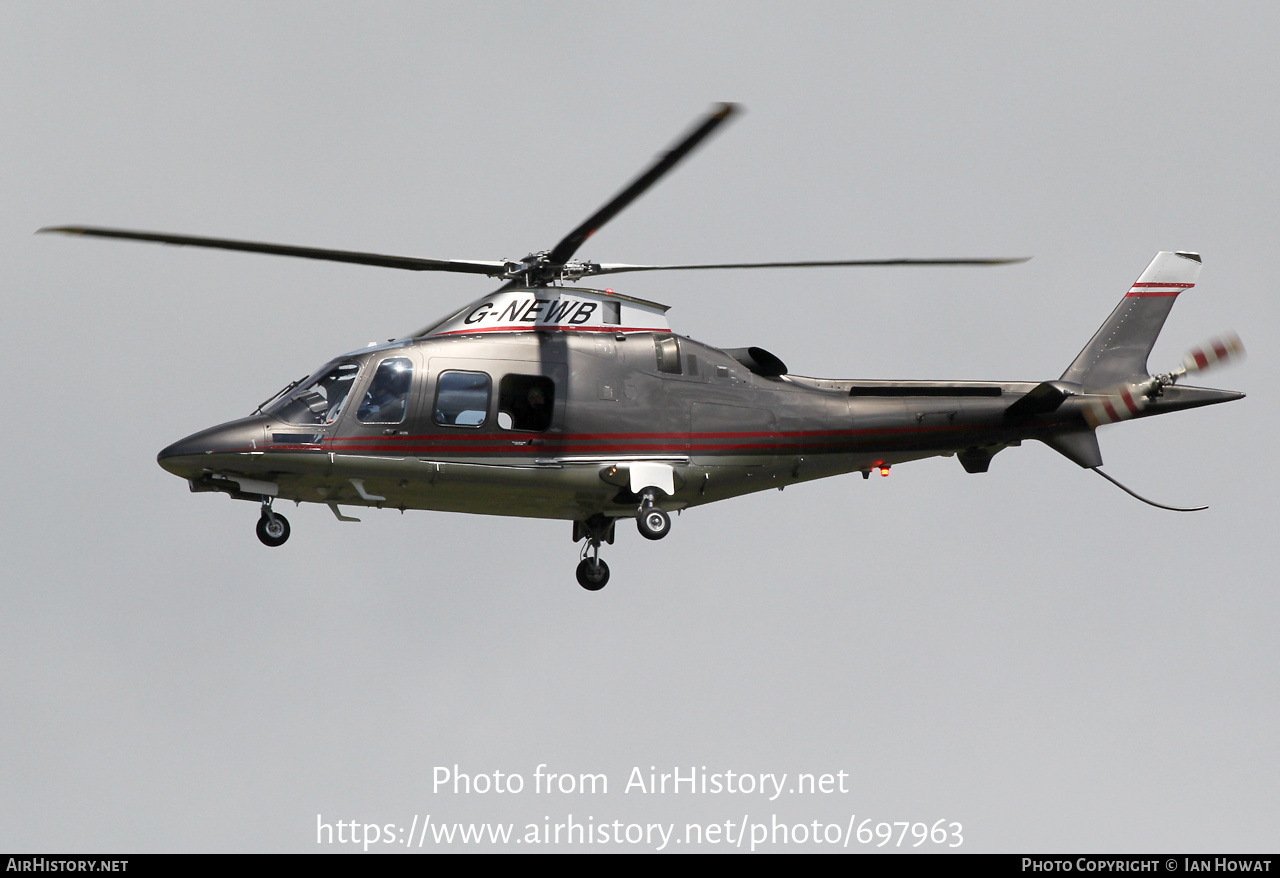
(1182, 331, 1245, 375)
(1082, 378, 1157, 428)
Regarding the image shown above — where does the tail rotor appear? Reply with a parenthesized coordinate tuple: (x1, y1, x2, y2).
(1169, 331, 1246, 381)
(1083, 332, 1245, 428)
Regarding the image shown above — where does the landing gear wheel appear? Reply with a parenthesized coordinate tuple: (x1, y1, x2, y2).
(576, 557, 610, 591)
(256, 512, 290, 547)
(636, 507, 671, 541)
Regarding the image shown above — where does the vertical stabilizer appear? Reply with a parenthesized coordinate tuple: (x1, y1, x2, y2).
(1061, 251, 1201, 392)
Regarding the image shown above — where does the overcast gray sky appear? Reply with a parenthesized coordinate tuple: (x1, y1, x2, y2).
(2, 1, 1276, 853)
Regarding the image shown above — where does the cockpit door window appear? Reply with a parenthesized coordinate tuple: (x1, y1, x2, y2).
(357, 357, 413, 424)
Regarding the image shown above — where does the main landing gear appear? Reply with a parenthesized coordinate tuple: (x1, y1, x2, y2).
(635, 490, 671, 541)
(256, 498, 290, 547)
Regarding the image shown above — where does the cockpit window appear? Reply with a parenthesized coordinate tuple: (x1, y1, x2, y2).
(433, 371, 490, 427)
(358, 357, 413, 424)
(267, 360, 360, 425)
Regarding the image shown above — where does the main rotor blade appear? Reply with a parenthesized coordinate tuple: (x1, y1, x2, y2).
(546, 102, 740, 267)
(585, 257, 1031, 276)
(37, 226, 507, 276)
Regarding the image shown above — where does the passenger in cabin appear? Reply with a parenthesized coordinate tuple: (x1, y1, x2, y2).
(500, 375, 555, 431)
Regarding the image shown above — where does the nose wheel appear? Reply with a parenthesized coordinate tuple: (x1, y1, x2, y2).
(256, 499, 290, 547)
(573, 514, 616, 591)
(575, 557, 610, 590)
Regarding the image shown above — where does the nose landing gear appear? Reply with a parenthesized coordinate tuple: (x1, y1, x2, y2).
(256, 498, 290, 547)
(573, 514, 615, 591)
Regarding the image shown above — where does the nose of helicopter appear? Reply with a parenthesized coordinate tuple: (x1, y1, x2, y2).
(157, 416, 269, 478)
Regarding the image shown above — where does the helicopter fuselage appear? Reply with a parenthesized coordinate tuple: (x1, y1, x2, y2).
(155, 286, 1230, 528)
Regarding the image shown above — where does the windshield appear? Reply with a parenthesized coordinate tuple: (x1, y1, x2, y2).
(266, 359, 360, 425)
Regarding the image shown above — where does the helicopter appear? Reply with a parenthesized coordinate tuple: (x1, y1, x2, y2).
(40, 103, 1245, 590)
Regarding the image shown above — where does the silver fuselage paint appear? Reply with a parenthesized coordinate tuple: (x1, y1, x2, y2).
(156, 286, 1240, 524)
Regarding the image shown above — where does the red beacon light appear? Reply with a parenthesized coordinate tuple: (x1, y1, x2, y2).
(879, 465, 890, 477)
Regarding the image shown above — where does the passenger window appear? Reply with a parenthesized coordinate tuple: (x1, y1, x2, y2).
(433, 371, 491, 427)
(358, 357, 413, 424)
(498, 374, 556, 432)
(655, 336, 682, 374)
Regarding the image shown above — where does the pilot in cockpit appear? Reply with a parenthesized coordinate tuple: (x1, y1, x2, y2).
(358, 360, 411, 423)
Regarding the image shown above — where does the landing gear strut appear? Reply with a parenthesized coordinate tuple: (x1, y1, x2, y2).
(573, 514, 615, 591)
(256, 498, 290, 547)
(635, 490, 671, 541)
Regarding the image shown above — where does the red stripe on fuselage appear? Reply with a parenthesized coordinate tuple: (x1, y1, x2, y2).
(210, 416, 1091, 461)
(321, 424, 976, 446)
(282, 423, 987, 457)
